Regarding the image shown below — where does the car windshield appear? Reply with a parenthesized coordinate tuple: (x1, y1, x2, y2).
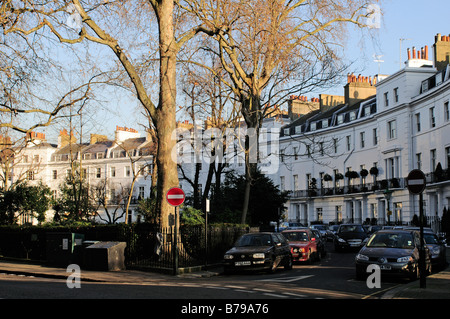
(283, 231, 309, 242)
(339, 225, 365, 233)
(423, 233, 439, 244)
(235, 234, 272, 247)
(313, 225, 327, 230)
(367, 233, 415, 249)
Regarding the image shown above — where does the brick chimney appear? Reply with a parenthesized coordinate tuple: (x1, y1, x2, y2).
(433, 33, 450, 71)
(287, 95, 320, 120)
(58, 129, 76, 148)
(26, 131, 46, 144)
(344, 73, 377, 107)
(90, 133, 108, 144)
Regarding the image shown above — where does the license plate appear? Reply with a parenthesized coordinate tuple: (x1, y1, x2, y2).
(380, 265, 391, 270)
(235, 261, 251, 266)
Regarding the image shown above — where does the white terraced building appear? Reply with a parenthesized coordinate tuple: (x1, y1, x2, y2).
(3, 126, 155, 224)
(2, 33, 450, 229)
(275, 34, 450, 228)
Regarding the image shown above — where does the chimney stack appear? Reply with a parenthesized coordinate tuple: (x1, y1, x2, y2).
(433, 32, 450, 71)
(58, 129, 76, 148)
(344, 73, 376, 107)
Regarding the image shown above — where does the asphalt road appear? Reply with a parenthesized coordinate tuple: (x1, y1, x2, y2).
(0, 243, 407, 301)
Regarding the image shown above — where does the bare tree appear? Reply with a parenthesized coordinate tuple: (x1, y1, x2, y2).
(2, 0, 221, 228)
(180, 0, 380, 223)
(91, 179, 128, 224)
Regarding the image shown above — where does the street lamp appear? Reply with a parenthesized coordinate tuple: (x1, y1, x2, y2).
(383, 188, 393, 225)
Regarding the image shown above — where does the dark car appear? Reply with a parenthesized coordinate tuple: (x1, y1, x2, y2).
(365, 225, 382, 235)
(311, 229, 326, 258)
(334, 224, 368, 252)
(310, 224, 334, 241)
(282, 228, 319, 263)
(403, 227, 447, 270)
(329, 224, 340, 237)
(223, 232, 293, 274)
(355, 229, 432, 280)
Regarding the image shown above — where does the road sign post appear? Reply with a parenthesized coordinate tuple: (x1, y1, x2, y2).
(166, 188, 185, 276)
(406, 169, 426, 289)
(205, 198, 210, 269)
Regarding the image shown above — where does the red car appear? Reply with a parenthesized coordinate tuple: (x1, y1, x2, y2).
(282, 229, 320, 263)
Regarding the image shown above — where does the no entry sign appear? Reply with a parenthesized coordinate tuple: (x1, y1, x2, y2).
(406, 169, 426, 195)
(166, 187, 185, 207)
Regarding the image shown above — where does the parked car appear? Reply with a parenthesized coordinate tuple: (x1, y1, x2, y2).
(310, 224, 334, 241)
(355, 229, 432, 280)
(365, 225, 382, 235)
(334, 224, 368, 252)
(276, 221, 305, 232)
(282, 229, 319, 263)
(311, 229, 327, 257)
(223, 232, 293, 274)
(329, 224, 340, 237)
(286, 222, 305, 230)
(403, 227, 447, 270)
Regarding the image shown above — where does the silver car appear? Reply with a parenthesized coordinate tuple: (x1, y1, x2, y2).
(355, 229, 432, 280)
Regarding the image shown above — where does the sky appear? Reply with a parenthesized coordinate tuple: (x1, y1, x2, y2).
(39, 0, 450, 144)
(336, 0, 449, 90)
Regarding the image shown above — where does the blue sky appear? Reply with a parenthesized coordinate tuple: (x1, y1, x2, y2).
(342, 0, 448, 83)
(42, 0, 449, 143)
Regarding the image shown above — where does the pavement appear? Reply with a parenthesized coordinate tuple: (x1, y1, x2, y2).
(1, 249, 449, 299)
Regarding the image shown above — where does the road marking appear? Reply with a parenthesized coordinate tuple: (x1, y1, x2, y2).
(224, 285, 246, 290)
(257, 275, 314, 282)
(264, 293, 288, 298)
(235, 289, 255, 294)
(283, 292, 307, 298)
(253, 288, 275, 293)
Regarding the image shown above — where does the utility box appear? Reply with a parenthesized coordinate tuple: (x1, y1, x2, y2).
(84, 241, 126, 271)
(46, 232, 85, 266)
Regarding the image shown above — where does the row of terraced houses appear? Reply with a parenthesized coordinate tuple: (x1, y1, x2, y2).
(1, 33, 450, 227)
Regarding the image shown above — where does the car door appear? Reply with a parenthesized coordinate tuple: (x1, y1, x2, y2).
(274, 233, 290, 262)
(271, 234, 283, 264)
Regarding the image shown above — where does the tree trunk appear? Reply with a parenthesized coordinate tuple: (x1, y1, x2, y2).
(153, 0, 179, 229)
(240, 95, 261, 224)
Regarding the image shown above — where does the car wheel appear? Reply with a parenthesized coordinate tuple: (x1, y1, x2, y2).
(267, 257, 278, 274)
(284, 255, 293, 270)
(409, 265, 419, 281)
(317, 249, 323, 261)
